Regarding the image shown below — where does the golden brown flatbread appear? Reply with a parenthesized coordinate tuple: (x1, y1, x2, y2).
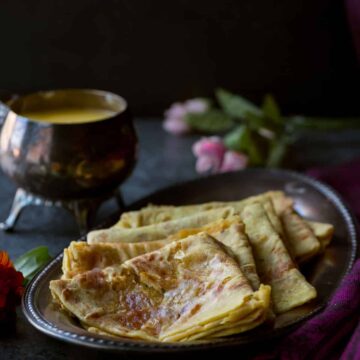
(267, 191, 322, 262)
(116, 193, 284, 236)
(50, 233, 271, 342)
(281, 210, 321, 262)
(87, 207, 235, 244)
(65, 217, 260, 290)
(307, 221, 334, 251)
(62, 239, 172, 279)
(266, 191, 294, 215)
(116, 191, 333, 263)
(168, 216, 260, 290)
(240, 202, 317, 314)
(115, 191, 331, 261)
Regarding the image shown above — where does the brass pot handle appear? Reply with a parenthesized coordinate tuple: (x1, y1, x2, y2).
(0, 102, 8, 125)
(0, 90, 19, 125)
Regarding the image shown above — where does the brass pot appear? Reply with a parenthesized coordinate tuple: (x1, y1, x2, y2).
(0, 89, 138, 200)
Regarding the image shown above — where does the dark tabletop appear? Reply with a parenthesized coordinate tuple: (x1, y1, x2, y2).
(1, 119, 360, 360)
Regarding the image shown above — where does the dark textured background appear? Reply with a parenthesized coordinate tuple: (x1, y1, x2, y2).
(1, 1, 360, 358)
(0, 0, 358, 116)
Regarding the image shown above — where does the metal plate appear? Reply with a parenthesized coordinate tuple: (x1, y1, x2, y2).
(22, 169, 358, 352)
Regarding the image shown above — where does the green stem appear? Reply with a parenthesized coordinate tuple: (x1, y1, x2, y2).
(289, 116, 360, 131)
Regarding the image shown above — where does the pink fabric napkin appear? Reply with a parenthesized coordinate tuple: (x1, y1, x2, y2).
(256, 260, 360, 360)
(255, 159, 360, 360)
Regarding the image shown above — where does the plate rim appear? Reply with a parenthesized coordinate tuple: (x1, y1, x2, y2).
(22, 168, 359, 352)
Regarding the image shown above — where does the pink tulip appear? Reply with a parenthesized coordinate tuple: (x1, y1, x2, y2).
(163, 117, 191, 135)
(192, 137, 248, 174)
(195, 155, 217, 173)
(184, 99, 208, 113)
(192, 137, 225, 173)
(163, 98, 209, 136)
(192, 136, 226, 158)
(164, 103, 187, 119)
(220, 150, 249, 172)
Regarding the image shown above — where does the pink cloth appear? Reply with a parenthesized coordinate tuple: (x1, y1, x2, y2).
(255, 159, 360, 359)
(279, 260, 360, 359)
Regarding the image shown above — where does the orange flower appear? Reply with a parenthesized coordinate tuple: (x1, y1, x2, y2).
(0, 251, 13, 268)
(0, 250, 24, 324)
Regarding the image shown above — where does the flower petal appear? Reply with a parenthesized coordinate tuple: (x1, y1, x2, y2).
(192, 136, 226, 158)
(220, 151, 249, 173)
(184, 99, 208, 113)
(0, 251, 12, 268)
(164, 103, 187, 119)
(195, 156, 214, 174)
(0, 252, 24, 318)
(163, 117, 190, 135)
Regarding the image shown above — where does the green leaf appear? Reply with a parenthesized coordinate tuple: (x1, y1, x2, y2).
(262, 94, 283, 124)
(266, 136, 289, 168)
(185, 110, 234, 133)
(245, 112, 270, 131)
(224, 125, 264, 165)
(224, 125, 247, 152)
(216, 88, 262, 119)
(14, 246, 51, 284)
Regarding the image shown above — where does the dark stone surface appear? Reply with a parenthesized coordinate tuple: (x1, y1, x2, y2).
(0, 119, 199, 360)
(1, 118, 360, 359)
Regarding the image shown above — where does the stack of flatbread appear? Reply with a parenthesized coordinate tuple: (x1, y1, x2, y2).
(50, 191, 334, 342)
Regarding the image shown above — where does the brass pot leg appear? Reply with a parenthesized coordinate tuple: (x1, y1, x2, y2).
(0, 188, 125, 235)
(66, 199, 101, 236)
(0, 188, 44, 231)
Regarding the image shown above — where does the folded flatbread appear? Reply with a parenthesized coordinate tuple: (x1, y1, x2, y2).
(62, 239, 172, 279)
(87, 207, 235, 244)
(116, 193, 284, 236)
(169, 217, 260, 290)
(50, 233, 271, 342)
(240, 203, 317, 314)
(281, 210, 321, 262)
(266, 192, 324, 262)
(115, 191, 331, 261)
(65, 217, 260, 290)
(117, 190, 333, 238)
(117, 204, 221, 228)
(307, 221, 334, 251)
(266, 191, 294, 215)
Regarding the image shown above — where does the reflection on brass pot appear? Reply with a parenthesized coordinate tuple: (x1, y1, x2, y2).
(0, 89, 138, 200)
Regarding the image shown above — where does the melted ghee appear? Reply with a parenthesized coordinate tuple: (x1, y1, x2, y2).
(21, 108, 116, 124)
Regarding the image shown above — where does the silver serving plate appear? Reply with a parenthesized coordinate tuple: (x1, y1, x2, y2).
(22, 169, 358, 353)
